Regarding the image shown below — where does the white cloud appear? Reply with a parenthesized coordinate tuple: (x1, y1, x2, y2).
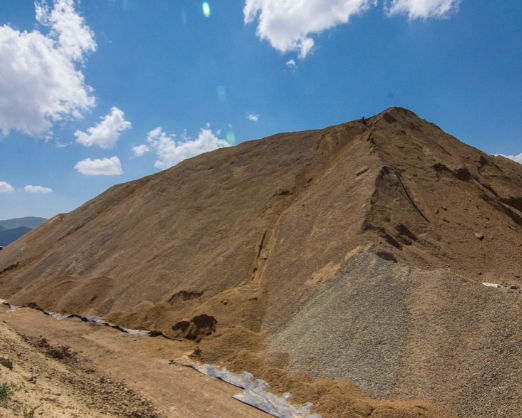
(75, 107, 131, 149)
(132, 144, 150, 157)
(387, 0, 460, 19)
(286, 59, 296, 67)
(147, 127, 230, 170)
(74, 156, 122, 175)
(0, 0, 96, 137)
(247, 113, 259, 121)
(24, 185, 53, 193)
(244, 0, 374, 58)
(35, 0, 97, 61)
(497, 153, 522, 164)
(0, 181, 14, 192)
(244, 0, 460, 58)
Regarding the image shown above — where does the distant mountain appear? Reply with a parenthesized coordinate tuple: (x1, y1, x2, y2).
(0, 227, 32, 247)
(0, 217, 47, 230)
(0, 217, 47, 247)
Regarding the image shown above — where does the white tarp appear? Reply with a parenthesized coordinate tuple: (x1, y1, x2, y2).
(187, 363, 321, 418)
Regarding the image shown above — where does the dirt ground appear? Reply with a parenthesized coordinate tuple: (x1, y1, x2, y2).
(0, 304, 269, 418)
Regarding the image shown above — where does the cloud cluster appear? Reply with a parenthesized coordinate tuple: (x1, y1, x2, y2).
(247, 113, 259, 121)
(387, 0, 461, 19)
(244, 0, 372, 58)
(244, 0, 461, 58)
(0, 182, 54, 192)
(132, 144, 150, 157)
(74, 156, 122, 175)
(0, 181, 14, 192)
(75, 107, 131, 149)
(0, 0, 96, 137)
(24, 185, 53, 193)
(136, 127, 230, 170)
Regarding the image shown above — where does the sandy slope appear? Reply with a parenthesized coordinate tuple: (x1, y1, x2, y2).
(1, 107, 521, 417)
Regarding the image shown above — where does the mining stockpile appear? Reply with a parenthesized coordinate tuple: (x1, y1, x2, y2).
(1, 107, 521, 418)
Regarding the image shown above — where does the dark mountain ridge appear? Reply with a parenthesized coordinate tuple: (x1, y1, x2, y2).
(0, 216, 47, 230)
(0, 217, 47, 247)
(0, 226, 32, 247)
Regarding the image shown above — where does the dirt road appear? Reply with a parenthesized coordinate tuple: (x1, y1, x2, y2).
(0, 304, 269, 418)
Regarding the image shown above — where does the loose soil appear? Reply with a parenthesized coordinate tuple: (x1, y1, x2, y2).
(1, 107, 521, 417)
(0, 305, 269, 418)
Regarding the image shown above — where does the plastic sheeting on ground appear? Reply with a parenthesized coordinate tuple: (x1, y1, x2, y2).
(1, 297, 320, 416)
(186, 363, 321, 418)
(0, 298, 150, 336)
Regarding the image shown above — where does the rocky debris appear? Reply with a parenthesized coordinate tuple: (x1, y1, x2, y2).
(0, 355, 13, 369)
(0, 320, 164, 418)
(475, 232, 485, 240)
(168, 290, 204, 305)
(172, 314, 217, 342)
(23, 336, 78, 362)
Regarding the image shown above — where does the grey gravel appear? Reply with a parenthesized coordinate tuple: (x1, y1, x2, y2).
(268, 246, 522, 418)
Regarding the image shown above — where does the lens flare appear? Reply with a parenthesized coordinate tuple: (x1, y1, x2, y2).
(217, 85, 226, 102)
(202, 2, 210, 17)
(233, 167, 242, 179)
(226, 131, 236, 145)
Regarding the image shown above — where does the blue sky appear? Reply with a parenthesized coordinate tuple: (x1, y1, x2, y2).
(0, 0, 521, 220)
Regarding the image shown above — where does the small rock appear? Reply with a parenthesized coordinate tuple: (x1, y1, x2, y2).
(356, 167, 369, 176)
(510, 285, 519, 290)
(189, 347, 202, 358)
(475, 232, 485, 240)
(0, 356, 13, 370)
(21, 373, 37, 383)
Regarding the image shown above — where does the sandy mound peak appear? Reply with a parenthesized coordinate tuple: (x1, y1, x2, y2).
(1, 107, 521, 418)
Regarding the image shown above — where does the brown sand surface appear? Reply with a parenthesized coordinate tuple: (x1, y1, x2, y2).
(1, 107, 521, 417)
(0, 304, 269, 418)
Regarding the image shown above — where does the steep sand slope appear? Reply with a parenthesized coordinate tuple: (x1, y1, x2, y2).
(1, 107, 521, 417)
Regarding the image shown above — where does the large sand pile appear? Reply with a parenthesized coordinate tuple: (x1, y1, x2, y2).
(1, 107, 521, 417)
